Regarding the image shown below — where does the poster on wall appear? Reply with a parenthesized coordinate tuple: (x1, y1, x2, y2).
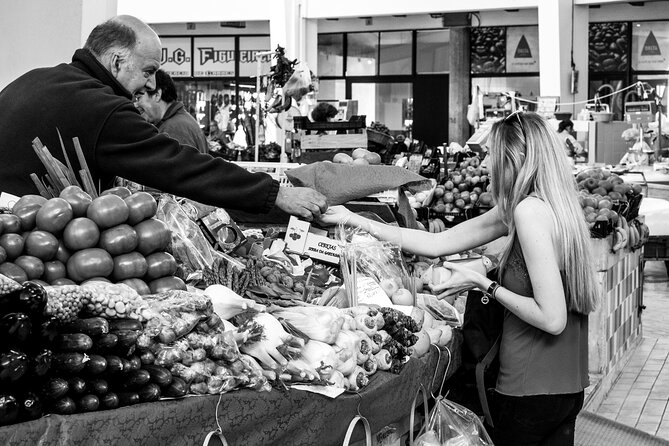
(193, 37, 235, 77)
(238, 36, 272, 77)
(506, 26, 539, 73)
(160, 37, 192, 77)
(470, 27, 505, 74)
(632, 21, 669, 71)
(589, 23, 628, 72)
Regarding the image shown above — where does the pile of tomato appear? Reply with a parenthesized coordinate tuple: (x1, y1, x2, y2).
(0, 186, 185, 295)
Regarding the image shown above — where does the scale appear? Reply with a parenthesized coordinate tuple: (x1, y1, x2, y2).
(625, 101, 656, 124)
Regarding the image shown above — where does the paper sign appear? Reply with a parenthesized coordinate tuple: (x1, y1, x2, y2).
(506, 26, 539, 73)
(632, 21, 669, 71)
(291, 384, 346, 399)
(0, 192, 20, 209)
(160, 37, 192, 77)
(193, 37, 235, 77)
(356, 275, 394, 307)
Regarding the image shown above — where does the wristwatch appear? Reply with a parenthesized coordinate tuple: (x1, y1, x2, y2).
(481, 281, 500, 304)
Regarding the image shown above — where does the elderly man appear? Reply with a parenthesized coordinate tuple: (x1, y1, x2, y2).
(0, 15, 326, 220)
(135, 69, 208, 154)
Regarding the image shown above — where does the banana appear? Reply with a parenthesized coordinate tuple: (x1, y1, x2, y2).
(434, 218, 445, 233)
(428, 219, 435, 233)
(629, 225, 639, 250)
(620, 216, 629, 232)
(612, 227, 626, 252)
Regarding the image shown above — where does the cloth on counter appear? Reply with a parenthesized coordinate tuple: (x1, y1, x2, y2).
(0, 333, 462, 446)
(285, 162, 431, 206)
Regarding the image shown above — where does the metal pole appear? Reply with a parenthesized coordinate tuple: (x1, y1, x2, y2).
(254, 51, 275, 163)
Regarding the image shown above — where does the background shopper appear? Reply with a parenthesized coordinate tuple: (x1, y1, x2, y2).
(320, 111, 600, 446)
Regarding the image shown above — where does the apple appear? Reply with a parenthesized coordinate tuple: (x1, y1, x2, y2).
(333, 153, 353, 164)
(379, 278, 400, 298)
(392, 287, 414, 305)
(352, 148, 370, 159)
(352, 158, 369, 166)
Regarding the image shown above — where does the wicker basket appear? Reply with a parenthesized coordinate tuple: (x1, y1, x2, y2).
(367, 129, 394, 149)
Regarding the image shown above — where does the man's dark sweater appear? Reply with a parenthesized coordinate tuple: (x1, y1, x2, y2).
(157, 101, 209, 154)
(0, 49, 278, 213)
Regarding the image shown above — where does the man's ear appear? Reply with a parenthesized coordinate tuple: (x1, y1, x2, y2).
(153, 88, 163, 102)
(110, 53, 123, 77)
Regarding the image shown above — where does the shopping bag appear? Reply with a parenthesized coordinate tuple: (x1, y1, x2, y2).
(414, 396, 493, 446)
(341, 414, 372, 446)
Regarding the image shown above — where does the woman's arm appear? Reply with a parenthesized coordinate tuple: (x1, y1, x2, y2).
(433, 198, 567, 335)
(320, 205, 508, 258)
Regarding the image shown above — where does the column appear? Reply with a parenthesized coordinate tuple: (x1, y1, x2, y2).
(449, 27, 471, 146)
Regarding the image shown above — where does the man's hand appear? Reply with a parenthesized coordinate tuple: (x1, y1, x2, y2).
(275, 187, 328, 221)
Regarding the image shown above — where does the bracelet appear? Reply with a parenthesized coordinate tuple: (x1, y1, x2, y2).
(486, 281, 501, 300)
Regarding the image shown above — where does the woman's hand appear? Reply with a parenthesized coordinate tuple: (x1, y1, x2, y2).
(319, 205, 354, 226)
(429, 261, 487, 300)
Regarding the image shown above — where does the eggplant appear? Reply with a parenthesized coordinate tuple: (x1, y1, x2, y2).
(139, 350, 155, 365)
(0, 313, 32, 349)
(127, 356, 141, 372)
(0, 350, 29, 383)
(100, 392, 119, 410)
(67, 376, 87, 395)
(43, 377, 69, 400)
(87, 378, 108, 396)
(109, 319, 143, 332)
(51, 396, 76, 415)
(0, 394, 18, 426)
(54, 333, 93, 352)
(116, 391, 140, 407)
(35, 317, 59, 345)
(30, 348, 53, 377)
(61, 317, 109, 337)
(120, 369, 150, 390)
(53, 352, 88, 374)
(163, 376, 187, 398)
(95, 333, 118, 351)
(142, 364, 172, 387)
(104, 355, 124, 375)
(138, 383, 161, 402)
(77, 394, 99, 412)
(0, 281, 46, 317)
(84, 354, 107, 375)
(17, 391, 42, 421)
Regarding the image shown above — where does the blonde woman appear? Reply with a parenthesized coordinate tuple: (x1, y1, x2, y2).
(320, 111, 600, 446)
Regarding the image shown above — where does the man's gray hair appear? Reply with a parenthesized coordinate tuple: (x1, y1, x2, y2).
(84, 19, 137, 58)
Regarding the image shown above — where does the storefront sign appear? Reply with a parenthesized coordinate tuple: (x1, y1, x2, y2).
(239, 36, 272, 77)
(632, 21, 669, 71)
(160, 37, 192, 77)
(506, 26, 539, 73)
(193, 37, 235, 77)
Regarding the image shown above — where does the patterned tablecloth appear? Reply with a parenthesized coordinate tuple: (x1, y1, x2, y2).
(0, 331, 462, 446)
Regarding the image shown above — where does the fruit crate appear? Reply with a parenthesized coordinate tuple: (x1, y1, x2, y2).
(367, 128, 395, 149)
(643, 236, 669, 261)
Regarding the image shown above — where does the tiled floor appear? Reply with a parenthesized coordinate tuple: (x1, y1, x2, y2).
(592, 260, 669, 439)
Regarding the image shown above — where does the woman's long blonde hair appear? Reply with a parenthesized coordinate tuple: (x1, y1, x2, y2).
(488, 112, 599, 314)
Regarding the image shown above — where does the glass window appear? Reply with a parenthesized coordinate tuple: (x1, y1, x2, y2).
(416, 30, 450, 74)
(318, 34, 344, 77)
(632, 21, 669, 71)
(380, 31, 412, 75)
(318, 79, 346, 101)
(589, 23, 628, 72)
(238, 36, 271, 77)
(350, 82, 412, 132)
(173, 80, 237, 135)
(347, 33, 378, 76)
(471, 76, 540, 112)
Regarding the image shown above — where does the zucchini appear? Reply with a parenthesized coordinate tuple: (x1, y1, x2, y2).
(67, 376, 87, 395)
(138, 383, 161, 402)
(117, 392, 140, 407)
(54, 333, 93, 352)
(84, 354, 107, 375)
(87, 378, 108, 396)
(100, 392, 119, 410)
(142, 364, 173, 387)
(61, 317, 109, 337)
(163, 376, 187, 398)
(104, 355, 124, 375)
(121, 369, 151, 389)
(94, 333, 118, 351)
(51, 396, 77, 415)
(109, 319, 143, 332)
(43, 377, 69, 400)
(77, 394, 99, 412)
(53, 352, 88, 374)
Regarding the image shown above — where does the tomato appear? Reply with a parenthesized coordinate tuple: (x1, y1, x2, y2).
(148, 276, 186, 294)
(43, 260, 67, 283)
(36, 197, 74, 234)
(51, 277, 76, 286)
(98, 224, 138, 256)
(101, 187, 132, 199)
(81, 277, 111, 284)
(0, 262, 28, 283)
(56, 241, 72, 264)
(60, 186, 93, 218)
(24, 230, 59, 261)
(134, 219, 170, 255)
(31, 279, 50, 288)
(12, 195, 47, 232)
(0, 233, 25, 260)
(124, 192, 158, 225)
(144, 252, 177, 281)
(0, 246, 6, 264)
(66, 248, 114, 282)
(63, 218, 100, 251)
(111, 252, 148, 281)
(87, 195, 129, 229)
(14, 255, 45, 280)
(0, 214, 21, 234)
(120, 278, 151, 295)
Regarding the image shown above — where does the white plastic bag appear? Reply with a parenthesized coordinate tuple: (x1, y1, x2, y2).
(414, 397, 493, 446)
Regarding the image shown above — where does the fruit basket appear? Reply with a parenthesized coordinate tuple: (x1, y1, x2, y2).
(367, 128, 394, 149)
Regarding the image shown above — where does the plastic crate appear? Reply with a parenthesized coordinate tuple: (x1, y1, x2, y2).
(644, 236, 669, 260)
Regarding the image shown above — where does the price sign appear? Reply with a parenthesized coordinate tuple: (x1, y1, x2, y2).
(536, 96, 559, 116)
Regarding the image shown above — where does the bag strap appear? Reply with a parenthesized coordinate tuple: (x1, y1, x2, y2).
(475, 334, 501, 428)
(409, 384, 430, 446)
(342, 415, 372, 446)
(202, 430, 229, 446)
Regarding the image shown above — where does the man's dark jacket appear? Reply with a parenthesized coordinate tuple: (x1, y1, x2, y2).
(157, 101, 209, 154)
(0, 49, 278, 212)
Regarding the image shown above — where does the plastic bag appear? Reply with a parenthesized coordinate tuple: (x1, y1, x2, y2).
(415, 397, 493, 446)
(283, 61, 313, 103)
(155, 195, 216, 276)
